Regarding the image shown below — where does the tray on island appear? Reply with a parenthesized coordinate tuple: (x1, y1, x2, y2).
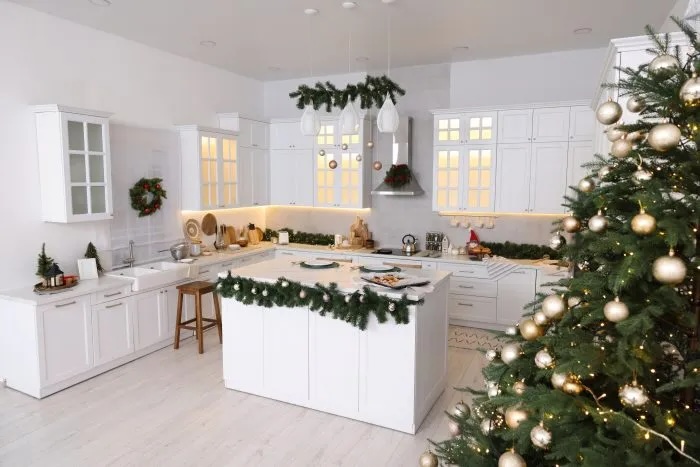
(34, 280, 80, 295)
(300, 260, 340, 269)
(360, 273, 429, 290)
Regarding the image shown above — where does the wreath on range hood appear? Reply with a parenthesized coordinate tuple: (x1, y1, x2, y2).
(384, 164, 413, 188)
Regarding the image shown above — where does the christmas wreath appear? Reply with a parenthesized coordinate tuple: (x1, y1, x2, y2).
(129, 177, 166, 217)
(384, 164, 412, 188)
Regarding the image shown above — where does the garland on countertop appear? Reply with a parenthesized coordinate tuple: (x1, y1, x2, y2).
(129, 177, 166, 217)
(480, 241, 561, 260)
(216, 274, 423, 331)
(263, 228, 334, 246)
(289, 75, 406, 112)
(384, 164, 413, 188)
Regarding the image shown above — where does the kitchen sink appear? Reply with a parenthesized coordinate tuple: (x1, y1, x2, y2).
(106, 261, 192, 291)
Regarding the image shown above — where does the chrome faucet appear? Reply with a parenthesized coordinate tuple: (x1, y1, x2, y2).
(123, 240, 136, 267)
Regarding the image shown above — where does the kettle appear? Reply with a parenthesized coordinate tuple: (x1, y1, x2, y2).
(402, 234, 418, 254)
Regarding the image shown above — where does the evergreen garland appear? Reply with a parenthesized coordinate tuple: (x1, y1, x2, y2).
(289, 75, 406, 112)
(84, 242, 103, 273)
(216, 273, 423, 331)
(480, 241, 561, 260)
(263, 228, 335, 246)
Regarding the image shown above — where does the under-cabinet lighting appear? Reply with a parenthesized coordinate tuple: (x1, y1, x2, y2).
(267, 205, 371, 212)
(181, 206, 268, 215)
(438, 211, 565, 218)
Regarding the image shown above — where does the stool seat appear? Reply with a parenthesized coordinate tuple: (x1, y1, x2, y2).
(173, 280, 222, 354)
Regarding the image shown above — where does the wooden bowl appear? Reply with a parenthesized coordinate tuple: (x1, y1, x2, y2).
(237, 239, 248, 247)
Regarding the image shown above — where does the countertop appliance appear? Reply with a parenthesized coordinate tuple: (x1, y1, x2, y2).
(401, 234, 418, 254)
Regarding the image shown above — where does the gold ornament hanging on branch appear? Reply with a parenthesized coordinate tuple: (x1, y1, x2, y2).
(648, 123, 681, 152)
(596, 99, 623, 125)
(652, 249, 687, 285)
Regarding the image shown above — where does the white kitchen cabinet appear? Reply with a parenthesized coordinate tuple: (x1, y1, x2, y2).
(497, 109, 533, 143)
(449, 294, 496, 323)
(529, 142, 569, 214)
(567, 141, 595, 198)
(432, 145, 496, 212)
(236, 148, 270, 207)
(92, 298, 133, 366)
(218, 113, 268, 149)
(568, 106, 595, 141)
(433, 112, 497, 146)
(270, 120, 314, 150)
(179, 125, 239, 211)
(33, 105, 113, 223)
(237, 147, 254, 207)
(532, 107, 570, 143)
(133, 289, 167, 351)
(496, 268, 536, 325)
(495, 144, 531, 213)
(270, 149, 314, 206)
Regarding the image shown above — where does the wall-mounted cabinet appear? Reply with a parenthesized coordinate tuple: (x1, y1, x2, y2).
(270, 120, 314, 150)
(270, 149, 314, 206)
(33, 105, 114, 223)
(432, 145, 496, 212)
(433, 112, 497, 146)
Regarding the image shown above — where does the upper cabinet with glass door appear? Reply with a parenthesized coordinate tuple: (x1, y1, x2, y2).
(433, 112, 497, 146)
(33, 105, 113, 223)
(179, 125, 239, 211)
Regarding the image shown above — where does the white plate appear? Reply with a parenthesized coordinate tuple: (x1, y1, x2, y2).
(179, 258, 195, 263)
(302, 260, 334, 267)
(362, 264, 395, 272)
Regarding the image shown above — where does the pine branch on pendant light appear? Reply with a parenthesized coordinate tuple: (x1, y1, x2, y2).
(377, 1, 400, 133)
(300, 8, 321, 136)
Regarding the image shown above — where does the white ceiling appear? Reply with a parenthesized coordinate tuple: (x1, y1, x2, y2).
(9, 0, 678, 81)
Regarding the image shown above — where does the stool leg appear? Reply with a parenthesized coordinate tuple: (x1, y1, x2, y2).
(213, 291, 223, 344)
(196, 292, 204, 354)
(174, 290, 184, 350)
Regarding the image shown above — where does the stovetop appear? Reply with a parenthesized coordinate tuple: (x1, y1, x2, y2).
(372, 248, 422, 256)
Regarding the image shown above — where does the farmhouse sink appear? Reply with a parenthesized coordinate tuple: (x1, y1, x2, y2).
(106, 261, 192, 291)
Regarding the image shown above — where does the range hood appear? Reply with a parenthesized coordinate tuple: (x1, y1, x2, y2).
(371, 117, 425, 196)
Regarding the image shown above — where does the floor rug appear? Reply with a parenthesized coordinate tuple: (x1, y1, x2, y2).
(447, 325, 508, 351)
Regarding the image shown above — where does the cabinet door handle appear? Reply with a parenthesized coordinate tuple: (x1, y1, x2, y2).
(104, 291, 122, 298)
(106, 302, 123, 309)
(458, 285, 474, 289)
(55, 301, 77, 308)
(458, 302, 473, 307)
(459, 270, 475, 274)
(222, 263, 233, 268)
(200, 269, 211, 274)
(511, 271, 527, 274)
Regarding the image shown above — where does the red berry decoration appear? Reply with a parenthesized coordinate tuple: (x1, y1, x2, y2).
(155, 184, 161, 190)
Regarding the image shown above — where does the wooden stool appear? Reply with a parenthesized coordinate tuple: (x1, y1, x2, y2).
(173, 281, 222, 354)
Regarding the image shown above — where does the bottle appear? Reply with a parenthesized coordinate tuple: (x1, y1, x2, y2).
(442, 235, 449, 253)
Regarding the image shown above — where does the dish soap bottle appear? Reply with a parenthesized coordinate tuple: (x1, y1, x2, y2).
(441, 235, 449, 253)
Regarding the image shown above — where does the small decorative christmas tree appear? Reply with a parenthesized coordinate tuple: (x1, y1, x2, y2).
(84, 242, 103, 273)
(36, 243, 53, 281)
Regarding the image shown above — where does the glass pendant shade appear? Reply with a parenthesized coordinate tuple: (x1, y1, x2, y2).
(377, 93, 400, 133)
(339, 101, 360, 135)
(300, 104, 321, 136)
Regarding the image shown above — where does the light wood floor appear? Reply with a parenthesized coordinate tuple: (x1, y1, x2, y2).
(0, 336, 485, 466)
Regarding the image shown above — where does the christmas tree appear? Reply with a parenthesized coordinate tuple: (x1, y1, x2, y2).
(423, 20, 700, 467)
(35, 242, 53, 278)
(84, 242, 103, 273)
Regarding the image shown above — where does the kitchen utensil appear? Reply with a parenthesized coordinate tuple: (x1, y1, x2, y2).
(247, 224, 260, 245)
(189, 241, 202, 257)
(300, 260, 339, 269)
(237, 239, 249, 247)
(184, 218, 201, 240)
(365, 239, 375, 249)
(226, 225, 237, 244)
(256, 227, 264, 242)
(401, 234, 417, 254)
(170, 242, 189, 260)
(201, 213, 217, 236)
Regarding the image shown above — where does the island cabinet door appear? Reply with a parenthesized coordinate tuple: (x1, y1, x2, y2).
(222, 301, 264, 394)
(308, 313, 360, 417)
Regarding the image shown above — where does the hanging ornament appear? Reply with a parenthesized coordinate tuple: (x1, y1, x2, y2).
(562, 379, 584, 395)
(596, 100, 623, 125)
(578, 177, 596, 193)
(318, 149, 326, 157)
(530, 423, 552, 449)
(513, 381, 527, 395)
(632, 167, 652, 184)
(281, 280, 289, 288)
(498, 450, 526, 467)
(299, 290, 307, 299)
(604, 297, 629, 322)
(562, 216, 581, 233)
(262, 289, 269, 297)
(329, 160, 338, 170)
(505, 326, 517, 336)
(551, 372, 567, 389)
(598, 165, 612, 180)
(626, 96, 646, 113)
(533, 311, 549, 326)
(631, 209, 656, 235)
(505, 406, 528, 429)
(488, 385, 501, 398)
(519, 318, 544, 341)
(567, 296, 582, 308)
(388, 302, 396, 312)
(251, 287, 257, 295)
(377, 92, 400, 133)
(485, 349, 497, 361)
(627, 130, 646, 142)
(481, 418, 495, 434)
(661, 341, 683, 360)
(680, 73, 700, 107)
(355, 154, 362, 162)
(541, 294, 566, 320)
(322, 293, 330, 303)
(300, 104, 321, 136)
(652, 249, 687, 285)
(341, 143, 349, 150)
(606, 125, 626, 142)
(373, 160, 383, 171)
(345, 294, 352, 304)
(588, 210, 608, 233)
(619, 380, 649, 407)
(649, 54, 681, 77)
(577, 260, 590, 271)
(447, 419, 461, 437)
(367, 140, 374, 149)
(549, 232, 566, 250)
(339, 101, 360, 135)
(419, 450, 439, 467)
(453, 402, 470, 418)
(359, 294, 365, 303)
(500, 343, 521, 364)
(610, 137, 633, 158)
(534, 349, 555, 369)
(233, 283, 240, 291)
(648, 123, 681, 152)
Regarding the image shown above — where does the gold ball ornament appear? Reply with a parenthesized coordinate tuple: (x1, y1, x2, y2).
(318, 149, 326, 157)
(649, 54, 680, 77)
(500, 343, 521, 364)
(627, 130, 646, 142)
(632, 167, 652, 184)
(562, 380, 584, 395)
(447, 419, 461, 437)
(519, 318, 544, 341)
(535, 349, 555, 369)
(598, 165, 612, 179)
(606, 126, 626, 142)
(481, 418, 495, 434)
(530, 424, 552, 449)
(588, 210, 608, 233)
(652, 250, 687, 285)
(549, 233, 566, 250)
(680, 73, 700, 107)
(631, 210, 656, 235)
(341, 143, 349, 150)
(453, 402, 471, 418)
(578, 177, 595, 193)
(626, 96, 646, 113)
(505, 406, 528, 429)
(604, 297, 629, 323)
(533, 311, 549, 326)
(419, 450, 439, 467)
(328, 160, 338, 169)
(372, 160, 383, 171)
(619, 381, 649, 407)
(561, 216, 581, 233)
(513, 381, 527, 395)
(648, 123, 681, 152)
(596, 100, 623, 125)
(498, 450, 526, 467)
(610, 137, 633, 158)
(485, 349, 497, 361)
(541, 294, 566, 319)
(551, 372, 567, 389)
(567, 296, 582, 308)
(355, 154, 362, 162)
(367, 140, 374, 149)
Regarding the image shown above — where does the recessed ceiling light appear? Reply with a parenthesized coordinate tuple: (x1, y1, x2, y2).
(304, 8, 319, 15)
(200, 40, 217, 47)
(342, 1, 357, 8)
(574, 27, 592, 35)
(355, 56, 370, 62)
(88, 0, 112, 6)
(381, 0, 396, 3)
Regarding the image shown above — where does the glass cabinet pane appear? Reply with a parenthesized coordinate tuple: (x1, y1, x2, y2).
(71, 186, 88, 215)
(68, 121, 85, 151)
(435, 149, 461, 210)
(90, 186, 106, 213)
(70, 154, 86, 183)
(89, 154, 105, 183)
(87, 123, 103, 152)
(317, 125, 335, 146)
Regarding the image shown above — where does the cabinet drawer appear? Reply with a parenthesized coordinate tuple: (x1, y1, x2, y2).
(500, 268, 537, 284)
(379, 259, 436, 270)
(450, 278, 497, 297)
(449, 294, 496, 323)
(438, 262, 488, 278)
(92, 285, 132, 305)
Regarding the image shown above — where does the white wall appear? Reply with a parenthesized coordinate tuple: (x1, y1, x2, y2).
(0, 2, 263, 290)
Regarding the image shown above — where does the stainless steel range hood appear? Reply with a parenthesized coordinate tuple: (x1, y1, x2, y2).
(371, 117, 425, 196)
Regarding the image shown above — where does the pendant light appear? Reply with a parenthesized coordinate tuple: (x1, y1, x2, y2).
(339, 3, 359, 135)
(377, 0, 400, 133)
(300, 8, 321, 136)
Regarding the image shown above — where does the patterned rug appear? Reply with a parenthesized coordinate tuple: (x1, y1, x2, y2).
(448, 325, 507, 351)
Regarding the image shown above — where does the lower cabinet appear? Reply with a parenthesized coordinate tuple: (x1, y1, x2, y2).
(133, 289, 167, 351)
(92, 298, 133, 366)
(496, 269, 536, 325)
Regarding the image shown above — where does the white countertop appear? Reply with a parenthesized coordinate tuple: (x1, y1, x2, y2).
(0, 276, 134, 306)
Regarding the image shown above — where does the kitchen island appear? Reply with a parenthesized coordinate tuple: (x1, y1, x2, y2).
(217, 257, 450, 434)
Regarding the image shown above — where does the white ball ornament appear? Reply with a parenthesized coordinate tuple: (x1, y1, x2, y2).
(606, 126, 626, 142)
(541, 294, 566, 320)
(648, 123, 681, 152)
(519, 318, 544, 341)
(549, 233, 566, 250)
(632, 167, 653, 184)
(578, 177, 595, 193)
(598, 165, 612, 179)
(505, 406, 528, 429)
(562, 216, 581, 233)
(367, 140, 374, 149)
(567, 296, 582, 308)
(418, 450, 439, 467)
(649, 54, 680, 77)
(498, 450, 526, 467)
(345, 294, 352, 303)
(481, 418, 495, 434)
(535, 349, 555, 369)
(488, 385, 501, 398)
(299, 290, 307, 299)
(626, 96, 646, 113)
(610, 137, 633, 158)
(533, 311, 549, 326)
(355, 154, 362, 162)
(551, 372, 567, 389)
(604, 297, 629, 322)
(627, 130, 646, 142)
(453, 402, 471, 418)
(588, 210, 609, 233)
(323, 293, 330, 303)
(251, 287, 257, 295)
(596, 100, 623, 125)
(485, 349, 497, 361)
(447, 419, 461, 437)
(262, 289, 269, 297)
(500, 343, 521, 364)
(652, 250, 687, 285)
(619, 381, 649, 407)
(388, 302, 396, 312)
(505, 326, 517, 336)
(631, 210, 656, 236)
(233, 283, 240, 291)
(530, 424, 552, 449)
(281, 281, 289, 288)
(373, 160, 383, 171)
(680, 72, 700, 107)
(513, 381, 527, 395)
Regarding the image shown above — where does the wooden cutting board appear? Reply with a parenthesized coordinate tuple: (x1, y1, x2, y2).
(201, 213, 217, 236)
(226, 226, 237, 244)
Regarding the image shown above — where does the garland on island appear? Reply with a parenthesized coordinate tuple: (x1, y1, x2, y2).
(216, 273, 423, 331)
(289, 75, 406, 112)
(129, 177, 166, 217)
(263, 228, 335, 246)
(384, 164, 413, 188)
(480, 241, 561, 260)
